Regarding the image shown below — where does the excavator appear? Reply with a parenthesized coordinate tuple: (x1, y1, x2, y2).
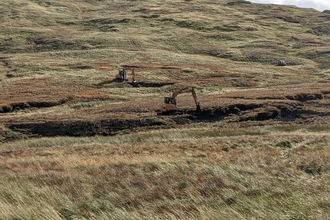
(115, 68, 136, 84)
(157, 87, 201, 115)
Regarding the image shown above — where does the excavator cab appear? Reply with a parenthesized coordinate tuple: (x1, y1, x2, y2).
(118, 70, 127, 80)
(164, 97, 176, 105)
(115, 69, 128, 82)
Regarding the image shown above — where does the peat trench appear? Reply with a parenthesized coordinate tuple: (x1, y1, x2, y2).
(5, 101, 312, 139)
(0, 100, 66, 113)
(95, 80, 174, 88)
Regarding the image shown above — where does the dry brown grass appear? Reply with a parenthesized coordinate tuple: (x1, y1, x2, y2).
(0, 128, 329, 219)
(1, 0, 330, 219)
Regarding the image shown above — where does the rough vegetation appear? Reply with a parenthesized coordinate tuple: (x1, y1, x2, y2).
(0, 0, 330, 219)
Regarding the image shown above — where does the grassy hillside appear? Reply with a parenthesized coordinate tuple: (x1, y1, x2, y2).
(1, 0, 330, 219)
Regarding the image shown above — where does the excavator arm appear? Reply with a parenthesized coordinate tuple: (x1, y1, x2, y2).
(124, 68, 136, 83)
(172, 87, 199, 106)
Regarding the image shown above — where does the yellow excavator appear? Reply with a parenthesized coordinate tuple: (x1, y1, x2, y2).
(115, 68, 136, 84)
(158, 87, 201, 115)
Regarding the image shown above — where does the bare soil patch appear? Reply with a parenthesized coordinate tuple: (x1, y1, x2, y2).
(2, 82, 329, 140)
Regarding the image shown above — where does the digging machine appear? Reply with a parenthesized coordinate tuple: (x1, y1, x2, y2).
(158, 87, 201, 115)
(115, 68, 136, 84)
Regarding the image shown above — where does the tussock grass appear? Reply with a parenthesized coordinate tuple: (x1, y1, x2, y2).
(1, 126, 330, 219)
(1, 0, 330, 219)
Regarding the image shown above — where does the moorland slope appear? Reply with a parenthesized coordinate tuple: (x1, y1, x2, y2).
(0, 0, 330, 219)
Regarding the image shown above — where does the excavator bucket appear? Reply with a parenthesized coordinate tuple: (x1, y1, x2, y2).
(196, 102, 201, 113)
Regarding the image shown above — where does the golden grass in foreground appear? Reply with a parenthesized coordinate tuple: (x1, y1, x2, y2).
(1, 125, 329, 219)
